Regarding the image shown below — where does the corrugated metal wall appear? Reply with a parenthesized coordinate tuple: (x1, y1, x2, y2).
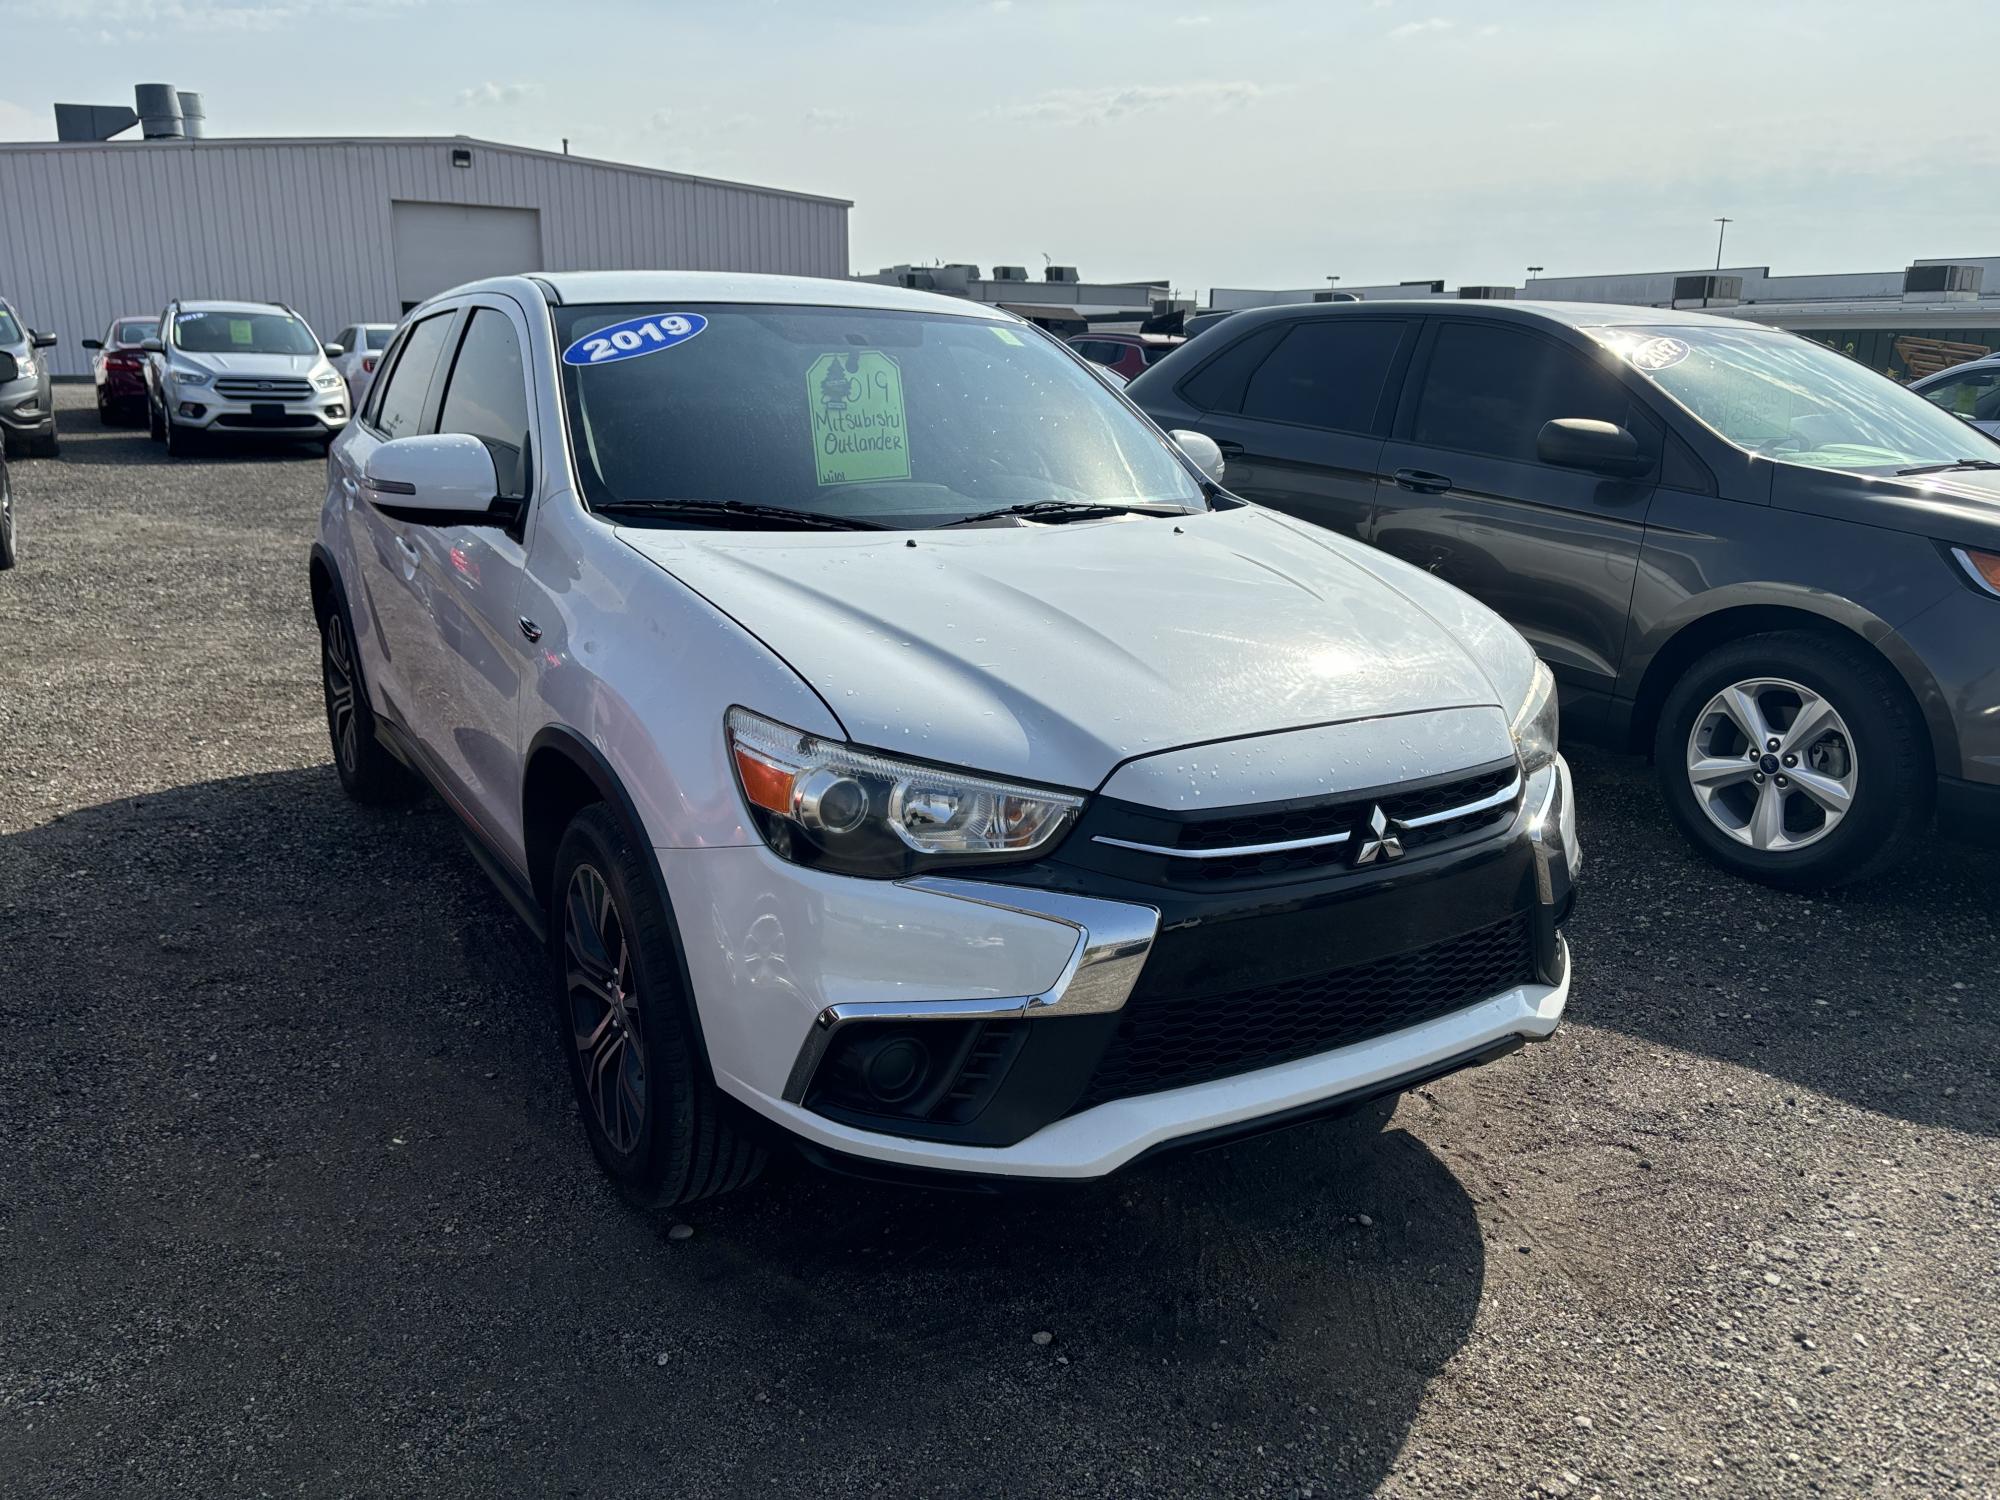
(0, 137, 851, 376)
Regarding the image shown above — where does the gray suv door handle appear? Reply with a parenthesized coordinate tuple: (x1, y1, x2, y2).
(1214, 439, 1246, 458)
(1393, 468, 1454, 495)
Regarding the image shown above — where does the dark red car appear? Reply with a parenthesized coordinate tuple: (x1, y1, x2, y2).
(81, 315, 160, 425)
(1066, 332, 1183, 381)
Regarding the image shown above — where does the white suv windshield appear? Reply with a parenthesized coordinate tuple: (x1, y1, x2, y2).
(554, 303, 1204, 526)
(1590, 323, 2000, 472)
(174, 310, 319, 356)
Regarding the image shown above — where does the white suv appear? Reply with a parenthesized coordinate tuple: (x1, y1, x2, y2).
(310, 271, 1579, 1205)
(144, 299, 349, 456)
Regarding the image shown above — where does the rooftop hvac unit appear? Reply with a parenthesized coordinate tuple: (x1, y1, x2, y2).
(899, 269, 937, 291)
(1457, 286, 1516, 300)
(135, 83, 184, 139)
(1672, 274, 1743, 307)
(1045, 265, 1080, 283)
(931, 264, 982, 291)
(1904, 263, 1984, 300)
(1401, 280, 1445, 293)
(992, 266, 1029, 282)
(1311, 290, 1359, 302)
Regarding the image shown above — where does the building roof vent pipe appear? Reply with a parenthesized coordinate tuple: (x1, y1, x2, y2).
(177, 91, 206, 139)
(135, 83, 185, 139)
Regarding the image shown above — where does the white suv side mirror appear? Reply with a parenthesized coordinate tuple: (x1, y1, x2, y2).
(364, 433, 499, 516)
(1170, 428, 1225, 483)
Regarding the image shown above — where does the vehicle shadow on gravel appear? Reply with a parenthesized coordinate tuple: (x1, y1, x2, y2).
(1564, 744, 1998, 1137)
(1, 767, 1485, 1496)
(43, 397, 326, 468)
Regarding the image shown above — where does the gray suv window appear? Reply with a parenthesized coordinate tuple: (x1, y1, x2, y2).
(1414, 321, 1644, 464)
(1238, 320, 1405, 432)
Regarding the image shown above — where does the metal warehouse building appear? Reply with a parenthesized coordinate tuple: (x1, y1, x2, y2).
(0, 134, 851, 378)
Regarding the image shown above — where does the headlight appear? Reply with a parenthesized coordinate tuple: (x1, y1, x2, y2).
(727, 707, 1083, 878)
(169, 368, 211, 387)
(1510, 659, 1560, 775)
(15, 353, 34, 378)
(313, 371, 343, 391)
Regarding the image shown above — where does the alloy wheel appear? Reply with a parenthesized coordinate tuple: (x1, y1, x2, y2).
(1685, 676, 1857, 853)
(321, 614, 360, 774)
(563, 863, 647, 1156)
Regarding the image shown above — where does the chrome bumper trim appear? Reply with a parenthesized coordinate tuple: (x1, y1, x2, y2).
(1091, 772, 1522, 859)
(778, 878, 1160, 1104)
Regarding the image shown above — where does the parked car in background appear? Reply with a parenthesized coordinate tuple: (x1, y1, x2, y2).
(1130, 300, 2000, 888)
(311, 271, 1578, 1208)
(327, 322, 397, 409)
(1066, 331, 1183, 381)
(143, 300, 350, 456)
(1911, 353, 2000, 439)
(0, 297, 60, 458)
(1181, 309, 1241, 342)
(0, 432, 15, 569)
(81, 315, 160, 425)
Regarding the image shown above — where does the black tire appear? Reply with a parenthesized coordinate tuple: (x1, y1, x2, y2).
(162, 408, 194, 458)
(0, 465, 16, 571)
(316, 590, 417, 804)
(1653, 629, 1930, 890)
(550, 804, 765, 1208)
(148, 396, 165, 442)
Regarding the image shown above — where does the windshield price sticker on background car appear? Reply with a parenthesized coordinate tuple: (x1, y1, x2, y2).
(229, 319, 255, 345)
(807, 350, 910, 486)
(561, 312, 708, 366)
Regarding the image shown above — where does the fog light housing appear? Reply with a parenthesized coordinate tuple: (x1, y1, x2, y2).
(178, 402, 205, 418)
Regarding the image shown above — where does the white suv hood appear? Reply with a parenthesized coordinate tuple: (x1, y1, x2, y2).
(620, 506, 1524, 788)
(176, 351, 322, 377)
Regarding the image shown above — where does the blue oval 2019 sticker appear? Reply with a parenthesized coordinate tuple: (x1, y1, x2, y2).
(562, 312, 707, 366)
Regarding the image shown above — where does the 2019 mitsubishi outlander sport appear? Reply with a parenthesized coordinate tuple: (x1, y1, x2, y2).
(310, 271, 1579, 1205)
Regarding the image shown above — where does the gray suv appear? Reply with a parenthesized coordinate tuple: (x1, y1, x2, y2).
(1130, 300, 2000, 888)
(0, 296, 60, 459)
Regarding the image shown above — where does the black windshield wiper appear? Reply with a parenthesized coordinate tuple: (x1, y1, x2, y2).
(1895, 459, 2000, 476)
(939, 500, 1185, 529)
(592, 499, 889, 532)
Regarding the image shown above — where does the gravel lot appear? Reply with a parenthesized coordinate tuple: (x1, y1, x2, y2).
(2, 386, 1996, 1499)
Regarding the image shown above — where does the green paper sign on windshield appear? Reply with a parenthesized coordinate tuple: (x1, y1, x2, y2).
(807, 350, 909, 486)
(229, 319, 254, 345)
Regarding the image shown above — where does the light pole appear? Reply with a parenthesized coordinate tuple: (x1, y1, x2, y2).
(1713, 217, 1733, 271)
(1526, 265, 1543, 284)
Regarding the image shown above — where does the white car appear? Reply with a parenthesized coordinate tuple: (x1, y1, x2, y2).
(310, 270, 1579, 1205)
(1911, 353, 2000, 439)
(326, 322, 398, 410)
(143, 299, 350, 456)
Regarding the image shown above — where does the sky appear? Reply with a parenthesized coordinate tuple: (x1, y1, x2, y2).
(4, 0, 1999, 298)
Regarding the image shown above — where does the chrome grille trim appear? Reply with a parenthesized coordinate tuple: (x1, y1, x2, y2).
(1091, 772, 1522, 860)
(214, 377, 314, 400)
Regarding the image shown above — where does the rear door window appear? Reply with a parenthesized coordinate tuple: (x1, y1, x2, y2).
(1237, 319, 1407, 432)
(370, 312, 454, 439)
(1178, 323, 1288, 414)
(1412, 321, 1652, 463)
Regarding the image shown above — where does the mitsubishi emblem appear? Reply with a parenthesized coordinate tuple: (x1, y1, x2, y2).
(1351, 804, 1404, 866)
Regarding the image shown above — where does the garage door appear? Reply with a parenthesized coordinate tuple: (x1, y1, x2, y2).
(390, 201, 543, 311)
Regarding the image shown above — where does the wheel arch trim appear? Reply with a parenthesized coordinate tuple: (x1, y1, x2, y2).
(1622, 588, 1954, 775)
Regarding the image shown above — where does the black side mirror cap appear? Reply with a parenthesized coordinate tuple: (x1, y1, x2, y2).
(31, 331, 58, 349)
(140, 338, 165, 354)
(81, 338, 104, 351)
(1537, 417, 1650, 478)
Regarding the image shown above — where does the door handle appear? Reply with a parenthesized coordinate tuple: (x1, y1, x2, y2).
(1392, 468, 1454, 495)
(518, 617, 542, 643)
(393, 534, 421, 578)
(1214, 440, 1246, 458)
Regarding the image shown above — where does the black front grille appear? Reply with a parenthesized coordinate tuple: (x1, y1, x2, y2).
(1076, 912, 1537, 1109)
(1175, 764, 1518, 851)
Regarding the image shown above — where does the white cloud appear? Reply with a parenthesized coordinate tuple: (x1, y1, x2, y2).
(1390, 16, 1454, 38)
(456, 81, 540, 108)
(803, 107, 854, 132)
(1172, 14, 1213, 24)
(0, 99, 41, 141)
(48, 0, 427, 34)
(992, 81, 1283, 128)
